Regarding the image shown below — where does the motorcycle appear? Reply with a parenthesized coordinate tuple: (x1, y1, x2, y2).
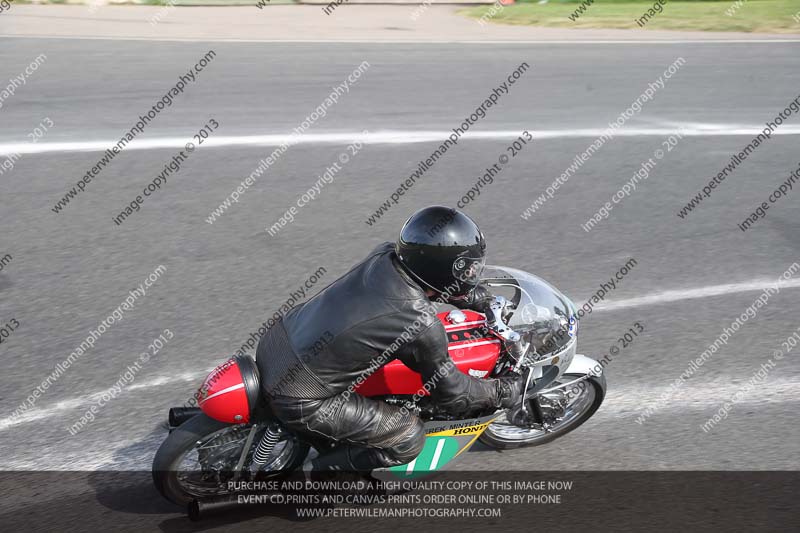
(152, 266, 606, 517)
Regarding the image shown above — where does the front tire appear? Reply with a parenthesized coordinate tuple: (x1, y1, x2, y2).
(480, 373, 606, 450)
(152, 414, 308, 506)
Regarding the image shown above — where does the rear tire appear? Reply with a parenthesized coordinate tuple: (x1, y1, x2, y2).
(152, 414, 308, 506)
(480, 373, 606, 450)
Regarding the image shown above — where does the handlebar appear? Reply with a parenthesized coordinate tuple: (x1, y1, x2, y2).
(484, 296, 528, 365)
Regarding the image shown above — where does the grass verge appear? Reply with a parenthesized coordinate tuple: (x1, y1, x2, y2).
(462, 0, 800, 33)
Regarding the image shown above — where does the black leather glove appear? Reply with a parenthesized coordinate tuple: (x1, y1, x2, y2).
(451, 284, 494, 313)
(497, 376, 526, 409)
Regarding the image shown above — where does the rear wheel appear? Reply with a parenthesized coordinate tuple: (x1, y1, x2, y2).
(152, 414, 309, 506)
(480, 373, 605, 450)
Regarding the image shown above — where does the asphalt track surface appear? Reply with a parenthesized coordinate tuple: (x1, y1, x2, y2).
(0, 37, 799, 527)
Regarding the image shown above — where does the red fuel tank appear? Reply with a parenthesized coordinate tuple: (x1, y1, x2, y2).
(355, 310, 500, 396)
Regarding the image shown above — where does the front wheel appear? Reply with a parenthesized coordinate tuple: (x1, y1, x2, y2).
(480, 372, 606, 450)
(152, 414, 309, 506)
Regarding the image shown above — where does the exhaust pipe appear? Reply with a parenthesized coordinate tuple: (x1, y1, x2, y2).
(169, 407, 201, 427)
(188, 495, 254, 521)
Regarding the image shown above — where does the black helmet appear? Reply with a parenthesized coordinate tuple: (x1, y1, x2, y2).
(396, 206, 486, 300)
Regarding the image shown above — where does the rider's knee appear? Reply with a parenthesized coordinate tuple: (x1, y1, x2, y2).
(387, 417, 425, 465)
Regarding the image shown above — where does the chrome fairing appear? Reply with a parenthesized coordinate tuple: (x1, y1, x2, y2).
(481, 266, 578, 382)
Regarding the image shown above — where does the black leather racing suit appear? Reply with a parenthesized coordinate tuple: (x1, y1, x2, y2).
(255, 242, 519, 470)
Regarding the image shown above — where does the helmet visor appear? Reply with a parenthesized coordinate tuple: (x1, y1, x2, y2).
(449, 254, 486, 296)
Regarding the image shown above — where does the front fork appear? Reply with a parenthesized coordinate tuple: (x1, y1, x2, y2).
(511, 366, 547, 427)
(519, 365, 538, 418)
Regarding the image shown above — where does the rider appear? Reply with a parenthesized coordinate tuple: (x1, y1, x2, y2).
(255, 205, 526, 472)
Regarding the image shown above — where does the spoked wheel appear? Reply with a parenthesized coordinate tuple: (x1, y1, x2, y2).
(152, 414, 309, 506)
(480, 373, 606, 450)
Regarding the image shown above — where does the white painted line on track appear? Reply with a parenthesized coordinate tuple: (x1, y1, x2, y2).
(606, 378, 800, 410)
(0, 371, 207, 432)
(4, 378, 798, 470)
(2, 125, 800, 157)
(2, 276, 799, 434)
(0, 279, 800, 431)
(1, 35, 800, 44)
(593, 278, 800, 312)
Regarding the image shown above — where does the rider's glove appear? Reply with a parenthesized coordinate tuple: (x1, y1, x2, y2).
(451, 284, 494, 313)
(497, 376, 527, 409)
